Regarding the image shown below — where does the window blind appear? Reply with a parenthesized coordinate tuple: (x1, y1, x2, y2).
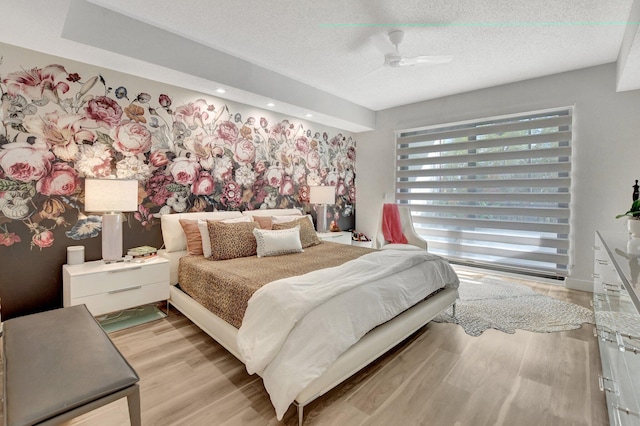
(395, 108, 572, 278)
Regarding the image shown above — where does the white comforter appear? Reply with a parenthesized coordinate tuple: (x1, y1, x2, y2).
(236, 250, 459, 420)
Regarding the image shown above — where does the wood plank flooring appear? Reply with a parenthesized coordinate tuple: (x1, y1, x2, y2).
(0, 267, 608, 425)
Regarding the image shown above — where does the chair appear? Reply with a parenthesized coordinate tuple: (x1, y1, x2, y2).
(374, 204, 427, 251)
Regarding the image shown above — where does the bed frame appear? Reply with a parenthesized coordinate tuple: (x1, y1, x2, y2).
(159, 209, 457, 425)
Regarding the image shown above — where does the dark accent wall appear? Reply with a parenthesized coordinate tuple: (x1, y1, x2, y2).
(0, 43, 356, 320)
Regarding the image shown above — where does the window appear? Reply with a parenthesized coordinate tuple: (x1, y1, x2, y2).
(395, 108, 572, 278)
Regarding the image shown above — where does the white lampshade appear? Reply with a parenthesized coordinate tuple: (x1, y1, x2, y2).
(84, 179, 139, 213)
(309, 186, 335, 205)
(84, 179, 139, 262)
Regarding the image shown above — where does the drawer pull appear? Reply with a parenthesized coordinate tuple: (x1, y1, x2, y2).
(592, 273, 601, 279)
(596, 259, 609, 265)
(598, 374, 618, 394)
(593, 245, 602, 251)
(108, 286, 142, 294)
(616, 332, 640, 355)
(108, 266, 143, 273)
(615, 405, 640, 418)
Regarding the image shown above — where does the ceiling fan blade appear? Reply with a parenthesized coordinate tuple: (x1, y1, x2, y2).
(398, 55, 454, 66)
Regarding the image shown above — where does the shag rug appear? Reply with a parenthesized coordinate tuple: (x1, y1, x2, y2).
(432, 276, 594, 337)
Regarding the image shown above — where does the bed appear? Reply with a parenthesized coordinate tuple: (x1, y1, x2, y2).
(159, 208, 459, 425)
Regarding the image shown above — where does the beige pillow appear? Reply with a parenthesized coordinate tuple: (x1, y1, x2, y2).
(207, 220, 258, 260)
(253, 226, 303, 257)
(179, 219, 204, 255)
(253, 215, 274, 230)
(273, 216, 321, 248)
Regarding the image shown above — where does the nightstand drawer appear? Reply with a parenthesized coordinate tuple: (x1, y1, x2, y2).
(66, 262, 168, 298)
(77, 281, 170, 316)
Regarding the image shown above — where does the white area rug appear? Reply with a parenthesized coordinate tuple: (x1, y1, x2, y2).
(433, 276, 594, 337)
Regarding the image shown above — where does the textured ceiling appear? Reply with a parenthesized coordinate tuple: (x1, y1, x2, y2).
(0, 0, 637, 131)
(87, 0, 634, 110)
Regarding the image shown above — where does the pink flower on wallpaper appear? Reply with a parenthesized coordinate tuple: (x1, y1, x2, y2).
(0, 141, 54, 182)
(169, 156, 201, 185)
(216, 120, 239, 143)
(191, 171, 214, 195)
(2, 64, 70, 100)
(174, 99, 209, 129)
(75, 143, 113, 178)
(347, 146, 356, 161)
(0, 230, 21, 247)
(349, 186, 356, 203)
(295, 136, 310, 154)
(32, 229, 54, 249)
(279, 176, 295, 196)
(149, 150, 169, 167)
(265, 165, 284, 188)
(270, 121, 290, 139)
(254, 160, 267, 174)
(36, 163, 80, 196)
(111, 120, 152, 155)
(23, 111, 95, 162)
(85, 96, 123, 128)
(158, 94, 172, 108)
(145, 172, 173, 206)
(298, 184, 310, 203)
(184, 134, 224, 167)
(221, 181, 242, 208)
(306, 150, 321, 170)
(233, 138, 256, 165)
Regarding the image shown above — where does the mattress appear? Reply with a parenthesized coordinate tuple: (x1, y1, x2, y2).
(178, 242, 375, 328)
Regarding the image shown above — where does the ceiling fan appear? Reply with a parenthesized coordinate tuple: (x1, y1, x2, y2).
(382, 30, 453, 68)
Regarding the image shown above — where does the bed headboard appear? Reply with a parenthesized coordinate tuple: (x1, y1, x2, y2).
(159, 208, 303, 285)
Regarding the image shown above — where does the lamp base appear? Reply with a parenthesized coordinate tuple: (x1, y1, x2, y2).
(316, 205, 328, 232)
(102, 213, 124, 262)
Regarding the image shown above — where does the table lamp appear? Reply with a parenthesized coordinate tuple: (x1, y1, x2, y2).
(309, 185, 335, 232)
(84, 178, 139, 262)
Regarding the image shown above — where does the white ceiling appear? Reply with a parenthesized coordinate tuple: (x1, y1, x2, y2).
(1, 0, 639, 132)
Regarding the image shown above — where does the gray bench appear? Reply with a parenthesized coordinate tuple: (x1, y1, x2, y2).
(3, 305, 140, 426)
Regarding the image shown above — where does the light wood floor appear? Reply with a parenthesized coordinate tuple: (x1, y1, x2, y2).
(0, 267, 608, 425)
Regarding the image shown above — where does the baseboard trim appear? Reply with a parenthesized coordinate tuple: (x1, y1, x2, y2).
(565, 277, 592, 293)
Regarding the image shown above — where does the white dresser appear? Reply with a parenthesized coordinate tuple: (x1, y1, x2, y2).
(593, 231, 640, 425)
(317, 231, 352, 245)
(63, 257, 170, 316)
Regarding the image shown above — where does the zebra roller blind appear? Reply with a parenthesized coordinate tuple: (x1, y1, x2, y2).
(395, 108, 572, 277)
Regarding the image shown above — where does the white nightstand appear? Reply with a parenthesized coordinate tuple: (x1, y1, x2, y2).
(317, 231, 353, 245)
(63, 257, 170, 317)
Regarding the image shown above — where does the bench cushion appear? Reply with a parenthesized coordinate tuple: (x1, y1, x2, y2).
(3, 305, 139, 426)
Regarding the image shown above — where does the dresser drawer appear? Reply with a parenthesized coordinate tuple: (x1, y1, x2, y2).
(76, 281, 170, 316)
(65, 261, 168, 298)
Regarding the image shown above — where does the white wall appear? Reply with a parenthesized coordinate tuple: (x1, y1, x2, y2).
(356, 63, 640, 290)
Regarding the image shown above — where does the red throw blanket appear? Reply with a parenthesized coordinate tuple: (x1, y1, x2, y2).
(382, 203, 408, 244)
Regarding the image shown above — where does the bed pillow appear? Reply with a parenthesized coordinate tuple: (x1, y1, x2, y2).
(179, 219, 204, 255)
(198, 215, 253, 258)
(207, 220, 258, 260)
(253, 226, 303, 257)
(253, 215, 274, 230)
(272, 216, 321, 248)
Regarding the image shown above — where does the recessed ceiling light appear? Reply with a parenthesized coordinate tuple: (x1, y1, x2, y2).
(266, 102, 276, 107)
(215, 88, 226, 94)
(305, 113, 313, 118)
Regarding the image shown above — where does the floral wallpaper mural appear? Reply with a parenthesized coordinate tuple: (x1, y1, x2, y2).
(0, 60, 357, 252)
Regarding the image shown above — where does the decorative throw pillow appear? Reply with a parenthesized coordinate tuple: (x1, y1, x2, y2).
(253, 226, 303, 257)
(253, 215, 274, 230)
(199, 216, 253, 258)
(273, 216, 321, 248)
(207, 220, 258, 260)
(179, 219, 204, 255)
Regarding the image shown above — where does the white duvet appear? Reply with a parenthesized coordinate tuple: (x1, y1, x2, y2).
(236, 250, 459, 420)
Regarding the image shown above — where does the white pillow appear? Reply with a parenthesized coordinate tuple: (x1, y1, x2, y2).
(198, 216, 253, 258)
(253, 226, 303, 258)
(271, 214, 314, 225)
